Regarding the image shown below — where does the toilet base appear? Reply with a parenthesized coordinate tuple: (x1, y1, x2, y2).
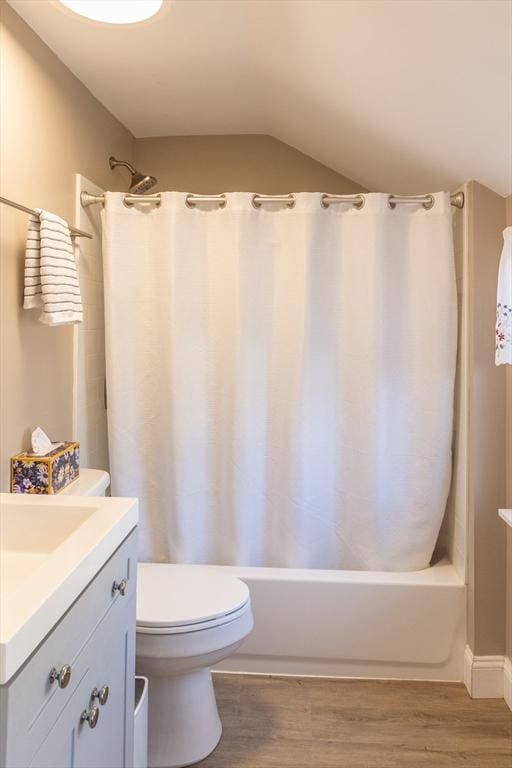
(146, 667, 222, 768)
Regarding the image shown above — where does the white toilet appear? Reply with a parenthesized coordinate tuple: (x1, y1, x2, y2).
(63, 470, 253, 768)
(136, 564, 253, 768)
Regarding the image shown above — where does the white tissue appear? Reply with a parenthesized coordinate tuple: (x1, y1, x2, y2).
(31, 427, 63, 456)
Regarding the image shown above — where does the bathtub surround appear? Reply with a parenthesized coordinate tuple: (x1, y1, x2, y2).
(102, 191, 456, 571)
(437, 194, 468, 579)
(0, 1, 134, 489)
(72, 175, 109, 473)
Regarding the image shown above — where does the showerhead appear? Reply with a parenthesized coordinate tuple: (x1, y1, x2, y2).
(129, 171, 158, 194)
(109, 156, 157, 194)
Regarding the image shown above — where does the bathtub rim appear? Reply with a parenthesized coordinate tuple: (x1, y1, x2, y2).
(149, 557, 464, 587)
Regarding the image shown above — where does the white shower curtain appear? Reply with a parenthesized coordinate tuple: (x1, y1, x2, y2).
(102, 191, 456, 571)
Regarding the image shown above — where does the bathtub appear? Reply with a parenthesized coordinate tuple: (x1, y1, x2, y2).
(176, 559, 466, 682)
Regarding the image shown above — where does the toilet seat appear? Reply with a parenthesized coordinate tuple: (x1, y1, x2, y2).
(136, 563, 251, 635)
(136, 601, 251, 635)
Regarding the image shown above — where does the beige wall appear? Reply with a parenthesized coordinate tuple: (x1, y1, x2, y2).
(134, 135, 366, 194)
(0, 2, 134, 489)
(505, 194, 512, 664)
(466, 181, 508, 656)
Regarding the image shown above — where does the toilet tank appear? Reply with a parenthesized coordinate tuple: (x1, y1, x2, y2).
(58, 468, 110, 497)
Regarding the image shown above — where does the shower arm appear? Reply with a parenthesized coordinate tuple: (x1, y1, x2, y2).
(109, 157, 137, 174)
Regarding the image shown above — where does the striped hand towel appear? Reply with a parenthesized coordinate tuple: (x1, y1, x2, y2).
(23, 209, 83, 325)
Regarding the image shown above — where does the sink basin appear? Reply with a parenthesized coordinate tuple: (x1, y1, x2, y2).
(1, 502, 95, 553)
(0, 493, 138, 684)
(0, 502, 96, 597)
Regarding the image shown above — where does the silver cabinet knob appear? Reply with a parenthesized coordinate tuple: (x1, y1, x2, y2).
(80, 705, 100, 729)
(49, 664, 72, 689)
(112, 578, 127, 596)
(92, 685, 109, 706)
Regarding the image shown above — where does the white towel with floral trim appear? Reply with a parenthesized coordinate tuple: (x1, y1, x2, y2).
(23, 209, 83, 325)
(496, 226, 512, 365)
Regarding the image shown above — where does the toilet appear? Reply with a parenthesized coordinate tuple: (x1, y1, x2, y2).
(136, 563, 253, 768)
(63, 469, 253, 768)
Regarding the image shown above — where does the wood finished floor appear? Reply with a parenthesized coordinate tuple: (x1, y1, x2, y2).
(197, 674, 512, 768)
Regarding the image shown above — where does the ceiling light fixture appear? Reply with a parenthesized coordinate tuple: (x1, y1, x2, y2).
(58, 0, 163, 24)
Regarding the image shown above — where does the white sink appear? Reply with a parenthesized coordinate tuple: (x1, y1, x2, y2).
(0, 502, 95, 598)
(1, 501, 94, 553)
(0, 493, 138, 684)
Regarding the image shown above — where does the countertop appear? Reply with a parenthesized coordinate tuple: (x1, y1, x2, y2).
(0, 493, 138, 684)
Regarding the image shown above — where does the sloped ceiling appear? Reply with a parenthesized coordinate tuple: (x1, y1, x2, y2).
(6, 0, 512, 195)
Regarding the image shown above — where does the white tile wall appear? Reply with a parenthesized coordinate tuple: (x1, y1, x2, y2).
(73, 175, 109, 474)
(438, 187, 468, 581)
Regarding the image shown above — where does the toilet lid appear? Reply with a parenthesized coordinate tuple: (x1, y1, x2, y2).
(136, 563, 250, 629)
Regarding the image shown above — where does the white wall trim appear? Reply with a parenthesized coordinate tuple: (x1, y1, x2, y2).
(464, 645, 505, 699)
(504, 656, 512, 711)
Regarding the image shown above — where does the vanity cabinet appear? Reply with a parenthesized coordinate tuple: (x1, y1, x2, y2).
(0, 530, 137, 768)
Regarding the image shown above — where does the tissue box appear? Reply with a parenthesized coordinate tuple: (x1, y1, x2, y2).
(10, 442, 80, 494)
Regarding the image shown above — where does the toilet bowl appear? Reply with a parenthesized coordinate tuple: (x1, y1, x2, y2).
(136, 563, 253, 768)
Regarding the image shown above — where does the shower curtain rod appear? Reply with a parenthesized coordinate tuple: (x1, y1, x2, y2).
(0, 196, 93, 238)
(81, 190, 465, 210)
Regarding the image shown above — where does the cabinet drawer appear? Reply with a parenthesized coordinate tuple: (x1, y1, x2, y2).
(1, 530, 137, 765)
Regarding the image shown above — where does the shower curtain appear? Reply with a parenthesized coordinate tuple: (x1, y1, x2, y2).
(102, 191, 456, 571)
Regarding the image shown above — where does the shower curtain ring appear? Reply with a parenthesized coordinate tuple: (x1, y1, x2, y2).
(321, 194, 365, 209)
(252, 194, 296, 209)
(185, 194, 227, 209)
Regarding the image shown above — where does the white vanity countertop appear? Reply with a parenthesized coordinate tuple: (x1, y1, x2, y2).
(498, 509, 512, 528)
(0, 493, 138, 684)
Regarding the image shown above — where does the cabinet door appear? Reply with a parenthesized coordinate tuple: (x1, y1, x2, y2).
(29, 673, 92, 768)
(74, 596, 135, 768)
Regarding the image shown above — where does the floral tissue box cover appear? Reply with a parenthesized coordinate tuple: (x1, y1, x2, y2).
(10, 442, 80, 494)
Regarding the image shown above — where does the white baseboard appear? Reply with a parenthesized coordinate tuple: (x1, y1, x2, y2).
(464, 645, 506, 699)
(504, 656, 512, 711)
